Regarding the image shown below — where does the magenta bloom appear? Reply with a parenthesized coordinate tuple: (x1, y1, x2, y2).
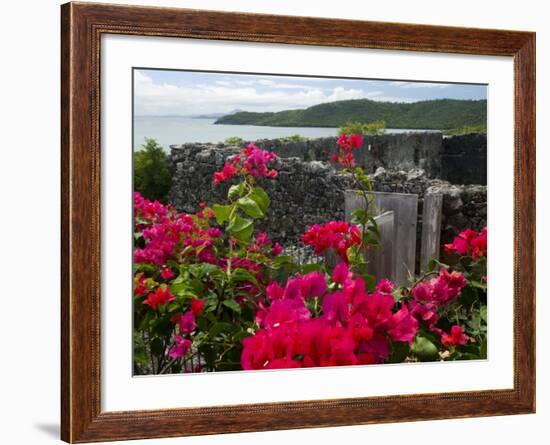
(441, 325, 468, 346)
(332, 261, 351, 285)
(258, 299, 310, 329)
(168, 335, 192, 359)
(160, 267, 175, 280)
(301, 221, 362, 262)
(283, 277, 303, 300)
(376, 278, 395, 294)
(177, 311, 197, 334)
(348, 133, 363, 149)
(411, 268, 467, 307)
(266, 281, 285, 301)
(444, 227, 487, 260)
(388, 304, 418, 344)
(300, 272, 327, 298)
(322, 291, 351, 323)
(271, 242, 283, 256)
(206, 227, 222, 238)
(213, 161, 237, 184)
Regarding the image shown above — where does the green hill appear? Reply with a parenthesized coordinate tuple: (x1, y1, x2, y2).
(214, 98, 487, 130)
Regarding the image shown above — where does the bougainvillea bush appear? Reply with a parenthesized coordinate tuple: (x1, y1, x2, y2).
(133, 136, 487, 374)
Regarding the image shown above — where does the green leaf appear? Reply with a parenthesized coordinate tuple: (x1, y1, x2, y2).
(150, 338, 164, 356)
(412, 336, 439, 361)
(212, 204, 233, 225)
(152, 317, 173, 337)
(426, 258, 449, 273)
(480, 305, 487, 322)
(250, 187, 270, 213)
(237, 197, 264, 219)
(272, 255, 294, 265)
(301, 263, 324, 274)
(226, 215, 253, 242)
(228, 182, 245, 200)
(189, 263, 222, 279)
(479, 338, 487, 359)
(231, 268, 259, 286)
(209, 322, 235, 338)
(388, 342, 410, 363)
(350, 208, 367, 225)
(222, 299, 242, 314)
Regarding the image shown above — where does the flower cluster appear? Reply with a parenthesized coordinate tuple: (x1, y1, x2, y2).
(441, 325, 468, 346)
(301, 221, 362, 262)
(445, 227, 487, 260)
(142, 285, 175, 310)
(408, 268, 469, 346)
(241, 263, 418, 370)
(332, 133, 363, 168)
(214, 144, 278, 184)
(133, 192, 221, 266)
(168, 300, 206, 359)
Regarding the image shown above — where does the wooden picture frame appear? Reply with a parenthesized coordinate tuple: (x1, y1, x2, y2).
(61, 2, 535, 442)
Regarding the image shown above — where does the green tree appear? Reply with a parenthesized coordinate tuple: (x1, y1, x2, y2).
(134, 138, 172, 202)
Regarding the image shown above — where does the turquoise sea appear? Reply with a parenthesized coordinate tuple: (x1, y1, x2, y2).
(133, 116, 440, 151)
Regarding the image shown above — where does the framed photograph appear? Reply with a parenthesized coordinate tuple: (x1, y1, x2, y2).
(61, 2, 535, 442)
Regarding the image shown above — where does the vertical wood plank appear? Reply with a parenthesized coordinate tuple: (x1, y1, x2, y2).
(346, 190, 418, 285)
(420, 193, 443, 272)
(365, 211, 394, 281)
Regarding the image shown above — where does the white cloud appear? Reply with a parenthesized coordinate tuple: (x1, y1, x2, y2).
(133, 71, 406, 115)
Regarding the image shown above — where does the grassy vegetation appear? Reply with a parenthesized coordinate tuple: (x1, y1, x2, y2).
(215, 98, 487, 130)
(340, 120, 386, 135)
(276, 134, 307, 142)
(443, 124, 487, 135)
(224, 136, 245, 145)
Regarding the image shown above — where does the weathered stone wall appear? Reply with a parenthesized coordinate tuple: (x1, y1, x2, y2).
(441, 133, 487, 185)
(171, 132, 486, 185)
(169, 145, 486, 251)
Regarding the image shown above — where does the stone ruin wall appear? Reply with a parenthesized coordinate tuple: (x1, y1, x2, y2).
(169, 134, 487, 256)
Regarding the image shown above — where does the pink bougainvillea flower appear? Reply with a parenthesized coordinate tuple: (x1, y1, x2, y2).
(255, 232, 269, 246)
(301, 220, 363, 262)
(387, 304, 418, 344)
(160, 267, 175, 280)
(176, 311, 197, 334)
(470, 231, 487, 260)
(213, 161, 237, 184)
(206, 227, 222, 238)
(142, 286, 175, 310)
(283, 277, 303, 300)
(190, 299, 205, 316)
(357, 335, 390, 364)
(168, 335, 192, 359)
(260, 299, 311, 329)
(134, 275, 148, 296)
(411, 268, 467, 307)
(376, 278, 395, 295)
(408, 300, 440, 330)
(322, 291, 351, 323)
(266, 281, 285, 301)
(300, 272, 327, 298)
(441, 325, 468, 346)
(214, 144, 278, 183)
(332, 133, 363, 168)
(445, 227, 487, 261)
(348, 133, 363, 149)
(271, 242, 283, 256)
(332, 261, 351, 285)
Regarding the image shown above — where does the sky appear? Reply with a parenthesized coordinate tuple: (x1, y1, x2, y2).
(134, 69, 487, 117)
